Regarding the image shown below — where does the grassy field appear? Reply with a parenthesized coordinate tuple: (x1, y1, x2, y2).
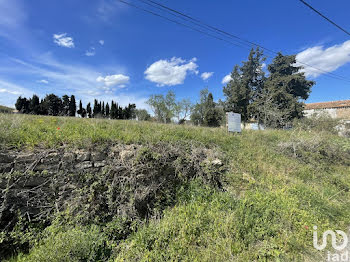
(1, 113, 350, 261)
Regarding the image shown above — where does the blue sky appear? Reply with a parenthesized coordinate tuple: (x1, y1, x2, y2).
(0, 0, 350, 109)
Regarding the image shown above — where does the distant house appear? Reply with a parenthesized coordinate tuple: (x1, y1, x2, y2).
(304, 100, 350, 119)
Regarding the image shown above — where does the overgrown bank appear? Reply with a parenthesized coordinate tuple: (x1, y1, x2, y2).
(1, 114, 350, 261)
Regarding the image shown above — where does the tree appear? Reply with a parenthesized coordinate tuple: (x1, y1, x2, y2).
(223, 47, 265, 123)
(69, 95, 76, 117)
(93, 99, 100, 118)
(146, 91, 176, 123)
(86, 103, 92, 118)
(29, 95, 40, 114)
(191, 88, 209, 126)
(174, 99, 192, 124)
(38, 98, 48, 115)
(77, 100, 86, 118)
(110, 101, 117, 119)
(44, 94, 62, 116)
(105, 103, 110, 118)
(135, 109, 151, 121)
(15, 96, 29, 113)
(204, 93, 222, 127)
(62, 95, 70, 116)
(101, 101, 105, 117)
(255, 53, 315, 127)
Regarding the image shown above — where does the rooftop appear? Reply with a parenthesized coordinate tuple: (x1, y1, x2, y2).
(305, 100, 350, 110)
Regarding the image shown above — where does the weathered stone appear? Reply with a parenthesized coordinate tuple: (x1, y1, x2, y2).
(75, 161, 93, 169)
(76, 152, 91, 161)
(62, 152, 76, 162)
(0, 153, 15, 163)
(16, 153, 35, 163)
(94, 161, 106, 168)
(91, 152, 107, 161)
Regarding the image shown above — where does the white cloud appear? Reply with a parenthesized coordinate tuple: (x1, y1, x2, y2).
(0, 53, 148, 109)
(200, 72, 214, 81)
(96, 74, 130, 87)
(144, 57, 198, 86)
(53, 33, 75, 48)
(221, 74, 232, 84)
(37, 79, 49, 84)
(0, 79, 34, 107)
(99, 40, 104, 45)
(296, 40, 350, 77)
(85, 47, 96, 57)
(0, 88, 21, 95)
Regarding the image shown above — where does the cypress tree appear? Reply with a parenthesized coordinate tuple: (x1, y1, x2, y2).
(101, 101, 105, 117)
(105, 102, 110, 118)
(87, 103, 92, 118)
(69, 95, 76, 117)
(62, 95, 70, 116)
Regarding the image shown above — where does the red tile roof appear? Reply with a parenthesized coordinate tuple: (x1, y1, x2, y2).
(305, 100, 350, 110)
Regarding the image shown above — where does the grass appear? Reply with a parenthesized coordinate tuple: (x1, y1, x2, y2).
(0, 105, 14, 113)
(1, 113, 350, 261)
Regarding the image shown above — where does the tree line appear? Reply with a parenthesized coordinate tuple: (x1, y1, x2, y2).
(14, 49, 313, 128)
(147, 49, 314, 128)
(15, 94, 138, 120)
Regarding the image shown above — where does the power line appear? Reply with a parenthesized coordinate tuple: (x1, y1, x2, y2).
(299, 0, 350, 37)
(117, 0, 350, 83)
(139, 0, 350, 82)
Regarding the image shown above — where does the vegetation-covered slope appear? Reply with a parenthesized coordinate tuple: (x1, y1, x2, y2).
(1, 113, 350, 261)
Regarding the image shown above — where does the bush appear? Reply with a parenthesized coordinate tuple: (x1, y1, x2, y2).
(17, 225, 108, 262)
(293, 114, 340, 134)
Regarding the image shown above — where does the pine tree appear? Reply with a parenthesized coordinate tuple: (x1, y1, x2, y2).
(69, 95, 76, 117)
(256, 53, 315, 127)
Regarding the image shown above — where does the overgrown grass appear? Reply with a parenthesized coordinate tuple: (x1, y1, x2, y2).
(1, 113, 350, 261)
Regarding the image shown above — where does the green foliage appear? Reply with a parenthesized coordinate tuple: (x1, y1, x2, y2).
(135, 109, 151, 121)
(147, 91, 176, 123)
(223, 47, 265, 123)
(0, 105, 14, 113)
(16, 225, 109, 262)
(1, 114, 350, 261)
(191, 88, 223, 127)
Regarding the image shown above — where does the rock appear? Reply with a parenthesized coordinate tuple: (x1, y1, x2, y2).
(76, 152, 91, 161)
(94, 161, 106, 168)
(62, 153, 76, 162)
(16, 153, 35, 163)
(211, 159, 222, 166)
(91, 152, 107, 161)
(75, 161, 93, 169)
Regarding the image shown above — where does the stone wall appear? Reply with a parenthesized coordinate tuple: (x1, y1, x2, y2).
(0, 144, 139, 179)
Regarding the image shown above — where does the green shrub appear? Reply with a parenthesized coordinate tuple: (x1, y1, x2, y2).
(17, 225, 108, 262)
